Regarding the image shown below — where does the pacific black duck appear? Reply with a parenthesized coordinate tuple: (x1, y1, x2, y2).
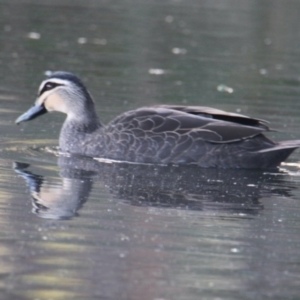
(16, 71, 300, 168)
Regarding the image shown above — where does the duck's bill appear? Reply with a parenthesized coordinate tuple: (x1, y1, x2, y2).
(16, 104, 47, 124)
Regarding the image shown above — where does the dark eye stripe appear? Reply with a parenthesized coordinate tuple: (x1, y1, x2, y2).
(39, 82, 63, 95)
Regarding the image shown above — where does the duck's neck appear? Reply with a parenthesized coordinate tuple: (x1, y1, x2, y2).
(59, 112, 103, 155)
(67, 110, 102, 132)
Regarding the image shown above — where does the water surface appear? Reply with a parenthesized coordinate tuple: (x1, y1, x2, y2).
(1, 1, 300, 299)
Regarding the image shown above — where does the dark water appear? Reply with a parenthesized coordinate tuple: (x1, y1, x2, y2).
(1, 0, 300, 299)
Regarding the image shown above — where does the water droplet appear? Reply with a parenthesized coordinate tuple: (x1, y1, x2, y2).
(230, 248, 240, 253)
(259, 68, 268, 75)
(27, 32, 41, 39)
(77, 37, 87, 44)
(93, 38, 107, 45)
(165, 15, 174, 23)
(172, 47, 187, 54)
(148, 68, 166, 75)
(217, 84, 234, 93)
(4, 25, 11, 32)
(264, 38, 272, 45)
(44, 70, 53, 76)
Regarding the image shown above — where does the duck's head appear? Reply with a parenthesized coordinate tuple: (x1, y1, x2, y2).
(16, 71, 96, 124)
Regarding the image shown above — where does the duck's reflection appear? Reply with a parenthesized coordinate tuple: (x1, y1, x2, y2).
(14, 162, 94, 219)
(13, 156, 295, 220)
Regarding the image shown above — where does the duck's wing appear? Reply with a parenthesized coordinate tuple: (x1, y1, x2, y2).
(154, 105, 269, 129)
(108, 106, 270, 143)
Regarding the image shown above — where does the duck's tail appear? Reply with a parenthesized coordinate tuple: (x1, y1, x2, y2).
(257, 140, 300, 168)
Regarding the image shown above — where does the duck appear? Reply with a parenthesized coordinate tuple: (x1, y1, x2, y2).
(15, 71, 300, 168)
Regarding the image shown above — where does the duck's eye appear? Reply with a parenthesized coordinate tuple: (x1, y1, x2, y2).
(44, 82, 56, 90)
(39, 82, 62, 95)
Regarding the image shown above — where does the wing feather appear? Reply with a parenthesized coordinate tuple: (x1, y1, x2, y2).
(108, 106, 268, 143)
